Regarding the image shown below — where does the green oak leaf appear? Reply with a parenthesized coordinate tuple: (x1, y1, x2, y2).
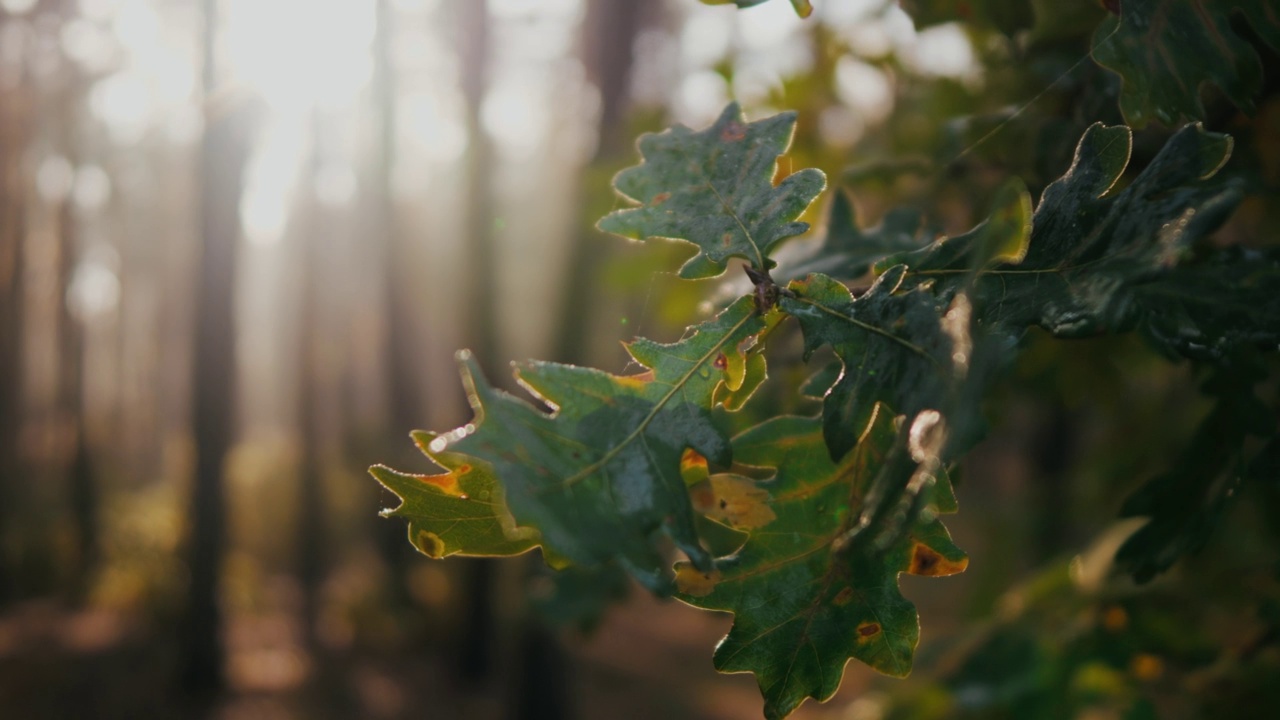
(781, 266, 964, 461)
(780, 189, 928, 283)
(676, 410, 966, 720)
(435, 296, 765, 590)
(1133, 248, 1280, 363)
(598, 103, 826, 278)
(890, 122, 1243, 348)
(701, 0, 814, 18)
(1091, 0, 1280, 127)
(371, 432, 541, 559)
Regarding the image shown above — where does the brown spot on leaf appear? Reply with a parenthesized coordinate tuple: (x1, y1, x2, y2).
(413, 530, 446, 559)
(650, 192, 671, 206)
(713, 353, 728, 370)
(908, 543, 969, 576)
(856, 622, 881, 640)
(457, 464, 471, 475)
(833, 587, 855, 606)
(720, 121, 746, 142)
(722, 232, 733, 247)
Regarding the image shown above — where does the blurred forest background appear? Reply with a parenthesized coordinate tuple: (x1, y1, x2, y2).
(1, 0, 1278, 719)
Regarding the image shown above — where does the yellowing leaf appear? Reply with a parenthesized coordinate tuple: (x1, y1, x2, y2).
(677, 410, 966, 720)
(432, 296, 765, 590)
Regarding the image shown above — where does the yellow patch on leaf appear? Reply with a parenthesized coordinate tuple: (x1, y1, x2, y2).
(614, 370, 654, 391)
(412, 530, 446, 558)
(681, 448, 711, 490)
(675, 565, 722, 597)
(706, 474, 777, 530)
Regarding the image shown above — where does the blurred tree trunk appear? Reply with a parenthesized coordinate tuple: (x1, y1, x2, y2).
(458, 0, 500, 685)
(47, 70, 101, 601)
(54, 161, 99, 602)
(0, 69, 32, 609)
(1030, 404, 1075, 561)
(509, 4, 648, 718)
(551, 0, 645, 365)
(297, 113, 330, 653)
(180, 0, 253, 699)
(370, 0, 419, 604)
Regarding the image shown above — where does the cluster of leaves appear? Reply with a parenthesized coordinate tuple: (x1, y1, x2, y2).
(373, 2, 1279, 717)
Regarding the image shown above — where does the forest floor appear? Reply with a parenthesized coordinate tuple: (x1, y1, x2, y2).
(0, 584, 889, 720)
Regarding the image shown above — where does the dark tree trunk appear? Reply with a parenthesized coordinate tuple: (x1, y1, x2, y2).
(510, 4, 648, 719)
(55, 170, 99, 602)
(552, 0, 644, 364)
(457, 0, 500, 685)
(296, 112, 331, 654)
(1031, 404, 1075, 562)
(0, 71, 31, 609)
(179, 0, 254, 699)
(370, 0, 420, 604)
(510, 622, 574, 720)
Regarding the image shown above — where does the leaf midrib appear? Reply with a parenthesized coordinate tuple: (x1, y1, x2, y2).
(558, 306, 756, 490)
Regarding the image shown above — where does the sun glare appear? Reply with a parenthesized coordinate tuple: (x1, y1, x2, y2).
(223, 0, 375, 115)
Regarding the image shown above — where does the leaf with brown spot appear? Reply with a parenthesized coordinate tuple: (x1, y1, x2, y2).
(407, 296, 765, 591)
(598, 103, 826, 278)
(676, 409, 966, 720)
(371, 432, 541, 559)
(704, 474, 777, 530)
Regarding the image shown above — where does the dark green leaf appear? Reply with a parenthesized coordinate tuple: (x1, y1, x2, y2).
(1091, 0, 1280, 127)
(892, 123, 1243, 347)
(676, 411, 966, 720)
(1133, 248, 1280, 362)
(780, 189, 928, 283)
(438, 296, 765, 590)
(598, 103, 826, 277)
(781, 267, 965, 460)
